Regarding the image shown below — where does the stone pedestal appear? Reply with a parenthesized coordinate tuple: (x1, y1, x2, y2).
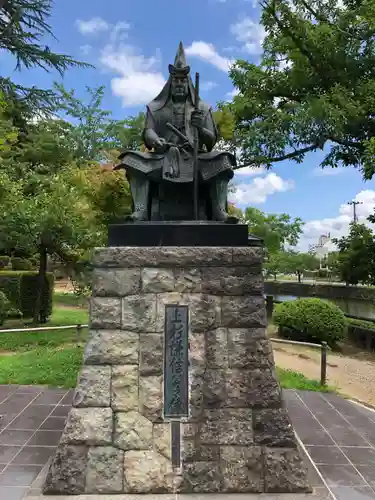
(44, 246, 311, 495)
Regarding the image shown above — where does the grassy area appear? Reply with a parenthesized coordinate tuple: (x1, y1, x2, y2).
(53, 291, 88, 308)
(1, 308, 88, 352)
(277, 367, 334, 392)
(0, 345, 84, 388)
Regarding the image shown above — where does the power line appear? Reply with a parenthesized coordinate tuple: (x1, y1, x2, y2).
(347, 201, 363, 223)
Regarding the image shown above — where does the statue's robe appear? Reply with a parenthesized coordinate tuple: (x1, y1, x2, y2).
(117, 79, 235, 184)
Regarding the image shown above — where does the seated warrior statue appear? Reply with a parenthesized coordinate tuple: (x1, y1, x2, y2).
(115, 42, 237, 223)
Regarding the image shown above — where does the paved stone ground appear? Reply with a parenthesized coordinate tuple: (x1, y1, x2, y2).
(0, 385, 374, 499)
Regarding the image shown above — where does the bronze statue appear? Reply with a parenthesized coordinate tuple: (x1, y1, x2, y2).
(115, 42, 237, 223)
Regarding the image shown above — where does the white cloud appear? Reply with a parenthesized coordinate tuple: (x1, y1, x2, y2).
(229, 172, 294, 205)
(312, 167, 348, 177)
(235, 165, 266, 176)
(80, 44, 92, 55)
(300, 190, 375, 250)
(100, 44, 166, 107)
(200, 81, 218, 92)
(76, 17, 110, 35)
(226, 88, 239, 100)
(185, 42, 233, 73)
(230, 17, 266, 54)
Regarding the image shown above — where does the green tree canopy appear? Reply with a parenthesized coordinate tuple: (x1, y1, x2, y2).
(228, 0, 375, 178)
(333, 222, 375, 285)
(244, 206, 303, 253)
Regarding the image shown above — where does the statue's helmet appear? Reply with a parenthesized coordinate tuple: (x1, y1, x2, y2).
(168, 41, 190, 77)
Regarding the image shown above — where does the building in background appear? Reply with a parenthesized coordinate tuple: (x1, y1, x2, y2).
(309, 233, 336, 268)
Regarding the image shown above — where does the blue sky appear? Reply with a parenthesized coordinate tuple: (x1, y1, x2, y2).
(2, 0, 375, 249)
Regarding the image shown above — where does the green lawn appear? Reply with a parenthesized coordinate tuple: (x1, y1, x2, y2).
(1, 308, 88, 352)
(277, 367, 334, 392)
(0, 304, 333, 391)
(53, 291, 88, 308)
(0, 345, 84, 388)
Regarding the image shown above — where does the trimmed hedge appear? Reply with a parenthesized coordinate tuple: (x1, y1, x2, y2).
(347, 317, 375, 351)
(273, 298, 348, 347)
(11, 257, 33, 271)
(0, 271, 54, 319)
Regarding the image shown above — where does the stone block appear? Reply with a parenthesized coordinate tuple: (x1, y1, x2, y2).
(73, 365, 111, 408)
(232, 246, 263, 266)
(227, 327, 267, 344)
(188, 294, 221, 331)
(200, 409, 253, 445)
(85, 446, 124, 493)
(92, 246, 232, 268)
(181, 461, 222, 493)
(221, 296, 266, 328)
(201, 369, 227, 408)
(226, 368, 282, 408)
(153, 423, 171, 459)
(122, 294, 157, 332)
(264, 447, 311, 493)
(43, 445, 88, 494)
(114, 411, 153, 451)
(60, 407, 113, 446)
(189, 331, 206, 368)
(124, 450, 173, 493)
(111, 365, 139, 412)
(139, 333, 163, 375)
(202, 266, 263, 295)
(92, 268, 141, 296)
(220, 445, 264, 493)
(142, 268, 175, 292)
(84, 330, 138, 365)
(174, 268, 202, 292)
(139, 375, 163, 421)
(182, 440, 220, 462)
(253, 408, 296, 447)
(206, 328, 229, 368)
(229, 338, 274, 369)
(90, 297, 121, 329)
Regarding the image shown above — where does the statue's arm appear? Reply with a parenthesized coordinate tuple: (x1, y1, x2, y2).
(199, 109, 217, 152)
(142, 108, 162, 149)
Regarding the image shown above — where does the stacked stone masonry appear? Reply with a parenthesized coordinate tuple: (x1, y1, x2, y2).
(44, 246, 311, 495)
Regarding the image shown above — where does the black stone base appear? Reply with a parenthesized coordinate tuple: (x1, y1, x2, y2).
(108, 221, 262, 247)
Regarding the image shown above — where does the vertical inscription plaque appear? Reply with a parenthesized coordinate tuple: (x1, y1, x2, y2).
(164, 305, 189, 418)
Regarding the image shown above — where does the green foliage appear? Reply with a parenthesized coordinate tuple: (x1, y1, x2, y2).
(273, 298, 348, 347)
(11, 257, 33, 271)
(228, 0, 375, 179)
(0, 271, 54, 319)
(0, 0, 92, 125)
(0, 291, 10, 326)
(333, 223, 375, 285)
(0, 256, 10, 269)
(244, 207, 303, 253)
(265, 250, 319, 279)
(348, 317, 375, 332)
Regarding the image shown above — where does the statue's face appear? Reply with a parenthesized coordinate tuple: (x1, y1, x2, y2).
(171, 75, 189, 99)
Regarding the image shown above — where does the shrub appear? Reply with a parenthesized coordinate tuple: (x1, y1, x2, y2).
(0, 271, 54, 320)
(273, 298, 348, 347)
(0, 256, 10, 270)
(11, 257, 33, 271)
(0, 291, 10, 326)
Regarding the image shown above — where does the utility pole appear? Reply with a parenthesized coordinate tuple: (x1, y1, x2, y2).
(347, 201, 363, 223)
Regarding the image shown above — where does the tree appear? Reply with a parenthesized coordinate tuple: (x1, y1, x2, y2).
(333, 223, 375, 285)
(228, 0, 375, 179)
(264, 251, 290, 280)
(244, 207, 303, 253)
(285, 251, 320, 282)
(0, 169, 105, 322)
(0, 0, 91, 125)
(55, 84, 144, 164)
